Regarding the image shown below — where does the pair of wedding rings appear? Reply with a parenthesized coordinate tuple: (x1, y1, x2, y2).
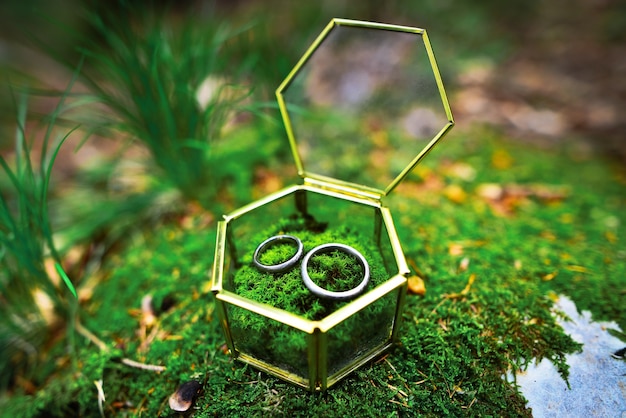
(252, 235, 370, 301)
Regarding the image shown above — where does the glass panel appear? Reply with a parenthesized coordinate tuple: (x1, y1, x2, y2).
(326, 288, 398, 376)
(220, 227, 234, 292)
(229, 194, 297, 258)
(224, 193, 297, 292)
(377, 213, 400, 276)
(281, 25, 450, 191)
(302, 191, 378, 239)
(227, 304, 310, 378)
(303, 190, 400, 277)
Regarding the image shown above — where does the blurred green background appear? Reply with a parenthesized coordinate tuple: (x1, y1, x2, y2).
(2, 0, 625, 155)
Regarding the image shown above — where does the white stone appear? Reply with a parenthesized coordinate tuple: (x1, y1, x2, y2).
(510, 295, 626, 417)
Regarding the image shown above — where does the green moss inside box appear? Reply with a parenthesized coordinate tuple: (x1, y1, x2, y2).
(230, 213, 391, 374)
(211, 186, 410, 390)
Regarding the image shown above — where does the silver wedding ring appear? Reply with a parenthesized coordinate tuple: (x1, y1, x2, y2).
(301, 243, 370, 301)
(253, 235, 304, 273)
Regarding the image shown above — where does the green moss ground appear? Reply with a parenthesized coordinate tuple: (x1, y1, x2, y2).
(3, 126, 625, 417)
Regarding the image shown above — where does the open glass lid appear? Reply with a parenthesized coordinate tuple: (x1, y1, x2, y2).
(276, 18, 454, 197)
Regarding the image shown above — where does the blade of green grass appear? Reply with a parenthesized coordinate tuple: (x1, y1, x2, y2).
(0, 57, 87, 390)
(54, 262, 77, 299)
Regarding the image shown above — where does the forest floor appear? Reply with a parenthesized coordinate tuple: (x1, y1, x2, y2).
(1, 1, 625, 416)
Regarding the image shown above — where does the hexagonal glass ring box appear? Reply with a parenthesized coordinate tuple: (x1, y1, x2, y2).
(211, 18, 454, 391)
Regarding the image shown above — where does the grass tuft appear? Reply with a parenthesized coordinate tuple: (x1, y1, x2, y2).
(54, 2, 252, 205)
(0, 70, 81, 389)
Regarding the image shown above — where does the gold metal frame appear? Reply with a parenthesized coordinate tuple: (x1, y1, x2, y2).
(276, 18, 455, 199)
(212, 185, 409, 391)
(211, 18, 454, 391)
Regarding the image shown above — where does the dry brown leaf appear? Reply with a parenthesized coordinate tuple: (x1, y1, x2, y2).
(407, 275, 426, 296)
(169, 381, 202, 412)
(438, 318, 448, 331)
(477, 183, 569, 216)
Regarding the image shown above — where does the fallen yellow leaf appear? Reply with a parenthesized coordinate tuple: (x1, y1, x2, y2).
(566, 265, 589, 273)
(449, 243, 464, 256)
(444, 184, 467, 204)
(408, 275, 426, 296)
(444, 274, 476, 299)
(605, 231, 617, 244)
(492, 149, 513, 169)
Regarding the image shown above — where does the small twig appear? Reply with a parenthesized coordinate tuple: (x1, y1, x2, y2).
(432, 361, 453, 398)
(375, 353, 389, 364)
(468, 397, 477, 409)
(388, 399, 409, 408)
(462, 397, 477, 410)
(139, 323, 161, 353)
(94, 379, 106, 418)
(76, 320, 109, 352)
(120, 358, 166, 372)
(75, 320, 166, 372)
(233, 372, 261, 385)
(415, 368, 429, 379)
(233, 379, 260, 385)
(429, 297, 449, 316)
(387, 383, 408, 398)
(385, 358, 410, 391)
(384, 358, 399, 374)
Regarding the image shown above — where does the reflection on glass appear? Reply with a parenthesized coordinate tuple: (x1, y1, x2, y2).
(326, 289, 397, 376)
(228, 304, 310, 378)
(281, 25, 449, 190)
